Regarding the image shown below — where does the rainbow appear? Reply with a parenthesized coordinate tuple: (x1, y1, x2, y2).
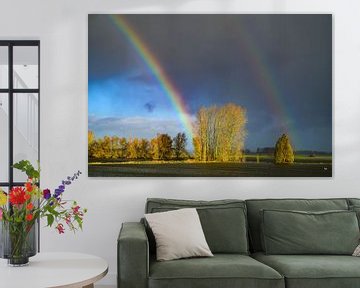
(109, 15, 194, 139)
(236, 20, 298, 147)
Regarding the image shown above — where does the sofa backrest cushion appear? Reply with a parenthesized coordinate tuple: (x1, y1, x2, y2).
(246, 198, 349, 252)
(348, 198, 360, 207)
(261, 209, 359, 255)
(347, 199, 360, 228)
(145, 198, 249, 254)
(350, 206, 360, 224)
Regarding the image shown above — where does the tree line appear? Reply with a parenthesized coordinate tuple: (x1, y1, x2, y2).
(89, 103, 249, 162)
(88, 103, 298, 164)
(88, 131, 188, 161)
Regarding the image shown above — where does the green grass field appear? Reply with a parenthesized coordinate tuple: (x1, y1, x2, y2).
(88, 159, 332, 177)
(244, 155, 332, 164)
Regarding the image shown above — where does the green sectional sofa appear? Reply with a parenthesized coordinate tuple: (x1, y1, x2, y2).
(118, 198, 360, 288)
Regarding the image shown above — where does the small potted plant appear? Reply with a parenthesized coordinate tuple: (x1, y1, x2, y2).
(0, 160, 87, 266)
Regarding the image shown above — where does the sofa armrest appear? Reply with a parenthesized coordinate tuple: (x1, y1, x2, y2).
(118, 222, 149, 288)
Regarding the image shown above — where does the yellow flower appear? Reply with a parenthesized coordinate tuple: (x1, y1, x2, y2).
(0, 190, 7, 206)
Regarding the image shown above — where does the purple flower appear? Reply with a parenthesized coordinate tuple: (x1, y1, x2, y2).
(53, 189, 63, 200)
(43, 189, 51, 200)
(54, 189, 62, 197)
(54, 171, 82, 199)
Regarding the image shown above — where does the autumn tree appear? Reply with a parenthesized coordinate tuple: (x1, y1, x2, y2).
(127, 138, 150, 160)
(89, 140, 103, 159)
(274, 134, 295, 164)
(110, 136, 122, 159)
(88, 130, 95, 144)
(158, 134, 173, 160)
(193, 103, 247, 161)
(150, 137, 160, 160)
(192, 137, 202, 161)
(150, 134, 173, 160)
(173, 132, 188, 160)
(126, 138, 138, 159)
(215, 104, 247, 161)
(104, 136, 114, 159)
(89, 138, 107, 159)
(138, 139, 150, 159)
(197, 107, 211, 161)
(88, 131, 96, 159)
(118, 137, 128, 159)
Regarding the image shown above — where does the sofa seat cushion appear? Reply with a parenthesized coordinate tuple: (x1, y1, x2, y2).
(149, 254, 284, 288)
(252, 252, 360, 288)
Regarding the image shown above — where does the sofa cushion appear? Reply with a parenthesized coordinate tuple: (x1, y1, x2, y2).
(149, 254, 284, 288)
(346, 199, 360, 229)
(347, 198, 360, 207)
(145, 208, 213, 261)
(252, 252, 360, 288)
(349, 205, 360, 228)
(146, 198, 248, 254)
(246, 198, 349, 252)
(261, 209, 359, 255)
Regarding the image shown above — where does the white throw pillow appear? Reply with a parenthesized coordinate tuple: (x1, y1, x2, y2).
(145, 208, 213, 261)
(353, 244, 360, 256)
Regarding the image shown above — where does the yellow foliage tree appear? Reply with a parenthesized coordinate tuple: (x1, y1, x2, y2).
(193, 103, 247, 162)
(274, 134, 295, 164)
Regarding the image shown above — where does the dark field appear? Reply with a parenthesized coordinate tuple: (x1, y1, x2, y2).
(88, 162, 332, 177)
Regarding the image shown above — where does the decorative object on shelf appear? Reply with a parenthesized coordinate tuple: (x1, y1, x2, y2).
(0, 160, 87, 266)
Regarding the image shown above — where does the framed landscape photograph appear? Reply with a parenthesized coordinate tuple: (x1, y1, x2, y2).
(88, 14, 332, 177)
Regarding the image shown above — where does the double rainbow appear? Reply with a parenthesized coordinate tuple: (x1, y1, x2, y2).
(109, 15, 295, 146)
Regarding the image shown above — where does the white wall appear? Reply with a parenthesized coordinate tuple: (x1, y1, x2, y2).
(1, 0, 360, 286)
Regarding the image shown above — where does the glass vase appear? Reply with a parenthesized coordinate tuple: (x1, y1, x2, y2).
(0, 220, 37, 266)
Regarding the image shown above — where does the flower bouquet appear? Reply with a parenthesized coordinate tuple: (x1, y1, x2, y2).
(0, 160, 87, 266)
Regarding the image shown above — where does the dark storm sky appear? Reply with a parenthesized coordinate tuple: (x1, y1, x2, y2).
(88, 14, 332, 152)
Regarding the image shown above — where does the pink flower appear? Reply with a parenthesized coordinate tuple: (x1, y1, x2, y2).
(72, 205, 80, 215)
(0, 208, 3, 220)
(56, 223, 65, 234)
(65, 214, 71, 225)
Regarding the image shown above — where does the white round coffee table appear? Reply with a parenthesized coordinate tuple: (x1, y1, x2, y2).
(0, 252, 108, 288)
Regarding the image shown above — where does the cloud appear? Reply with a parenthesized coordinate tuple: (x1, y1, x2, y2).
(89, 115, 186, 140)
(126, 70, 156, 86)
(144, 102, 156, 113)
